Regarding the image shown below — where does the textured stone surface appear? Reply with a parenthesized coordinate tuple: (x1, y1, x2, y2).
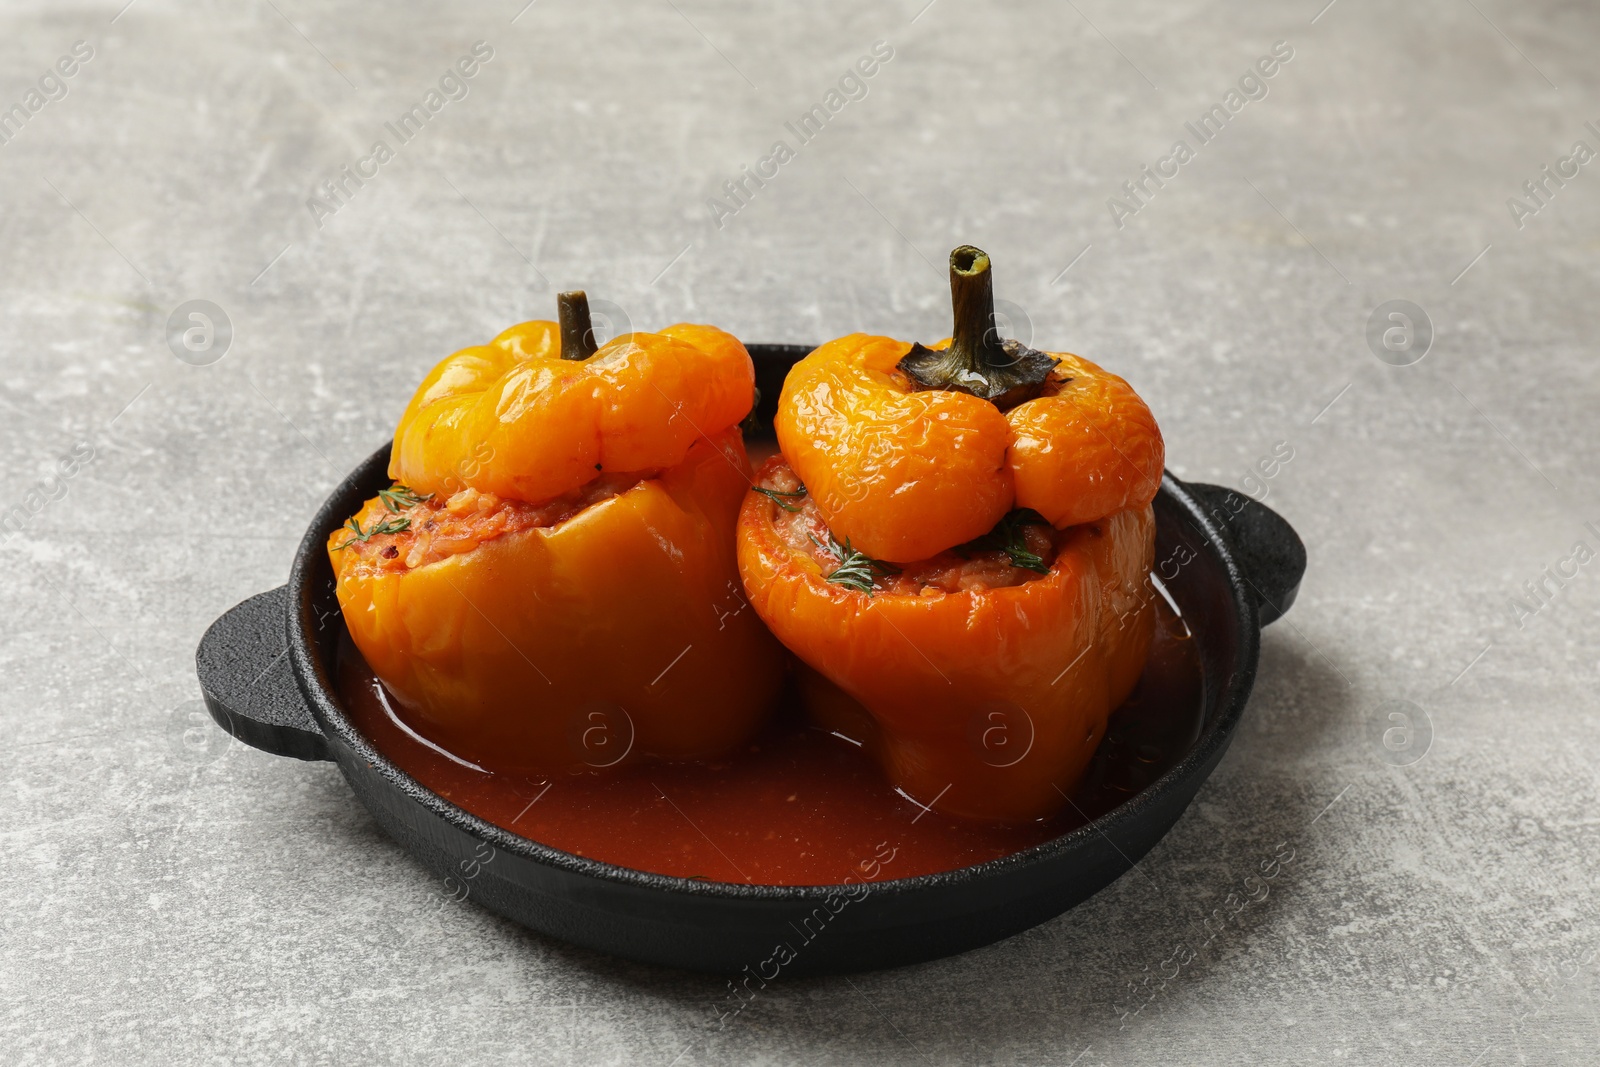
(2, 1, 1597, 1063)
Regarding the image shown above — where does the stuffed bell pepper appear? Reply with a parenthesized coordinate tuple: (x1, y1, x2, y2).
(330, 293, 785, 773)
(737, 248, 1164, 821)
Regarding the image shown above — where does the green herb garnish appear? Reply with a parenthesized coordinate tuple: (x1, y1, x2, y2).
(333, 514, 412, 550)
(753, 483, 807, 513)
(810, 531, 899, 596)
(378, 484, 433, 512)
(959, 509, 1052, 573)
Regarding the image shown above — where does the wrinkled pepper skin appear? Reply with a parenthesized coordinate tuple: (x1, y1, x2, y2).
(742, 248, 1165, 821)
(333, 318, 784, 773)
(391, 320, 754, 504)
(776, 334, 1164, 563)
(739, 462, 1155, 821)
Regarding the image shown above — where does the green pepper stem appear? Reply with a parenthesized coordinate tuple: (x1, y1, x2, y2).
(558, 290, 598, 361)
(947, 246, 1008, 377)
(896, 246, 1058, 409)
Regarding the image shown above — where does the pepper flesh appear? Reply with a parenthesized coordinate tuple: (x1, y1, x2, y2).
(333, 314, 783, 772)
(776, 336, 1163, 563)
(391, 320, 755, 505)
(745, 247, 1165, 820)
(738, 456, 1155, 821)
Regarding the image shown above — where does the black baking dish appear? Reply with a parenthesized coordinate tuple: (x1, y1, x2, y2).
(197, 342, 1306, 976)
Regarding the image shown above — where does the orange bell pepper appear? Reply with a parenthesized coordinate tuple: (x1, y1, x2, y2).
(738, 248, 1164, 821)
(390, 292, 755, 504)
(331, 293, 784, 772)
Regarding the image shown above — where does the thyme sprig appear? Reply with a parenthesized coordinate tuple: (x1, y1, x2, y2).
(753, 483, 807, 513)
(810, 531, 899, 596)
(378, 484, 432, 512)
(333, 514, 411, 551)
(960, 508, 1052, 573)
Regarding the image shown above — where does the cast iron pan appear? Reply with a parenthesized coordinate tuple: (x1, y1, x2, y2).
(197, 343, 1306, 976)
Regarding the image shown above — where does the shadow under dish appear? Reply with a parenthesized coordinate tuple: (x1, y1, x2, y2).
(336, 596, 1202, 887)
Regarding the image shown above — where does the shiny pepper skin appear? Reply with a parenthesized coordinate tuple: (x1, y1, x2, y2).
(743, 248, 1165, 821)
(738, 459, 1157, 822)
(775, 334, 1164, 563)
(332, 315, 784, 773)
(391, 319, 755, 505)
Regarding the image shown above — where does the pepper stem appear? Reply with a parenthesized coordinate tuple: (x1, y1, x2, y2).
(948, 246, 1006, 374)
(896, 246, 1057, 409)
(558, 290, 598, 361)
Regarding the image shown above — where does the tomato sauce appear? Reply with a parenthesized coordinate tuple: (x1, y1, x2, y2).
(337, 600, 1202, 886)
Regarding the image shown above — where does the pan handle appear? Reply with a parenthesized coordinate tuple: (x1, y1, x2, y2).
(196, 585, 332, 761)
(1185, 483, 1306, 627)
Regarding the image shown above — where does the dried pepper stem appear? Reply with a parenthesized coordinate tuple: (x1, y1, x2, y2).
(558, 290, 598, 361)
(897, 246, 1057, 410)
(947, 246, 1007, 375)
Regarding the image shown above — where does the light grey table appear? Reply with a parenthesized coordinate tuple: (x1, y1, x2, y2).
(3, 1, 1596, 1063)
